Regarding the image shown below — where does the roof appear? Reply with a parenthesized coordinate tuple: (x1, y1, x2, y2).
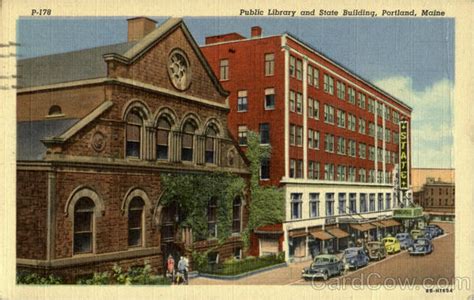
(17, 42, 137, 88)
(17, 118, 79, 160)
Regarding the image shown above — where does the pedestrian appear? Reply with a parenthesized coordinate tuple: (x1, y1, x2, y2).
(166, 254, 175, 283)
(177, 256, 188, 284)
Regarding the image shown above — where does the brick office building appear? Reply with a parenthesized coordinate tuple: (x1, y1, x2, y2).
(201, 26, 412, 261)
(16, 17, 250, 282)
(414, 178, 455, 222)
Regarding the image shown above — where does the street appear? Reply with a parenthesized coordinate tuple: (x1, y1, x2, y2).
(190, 222, 454, 286)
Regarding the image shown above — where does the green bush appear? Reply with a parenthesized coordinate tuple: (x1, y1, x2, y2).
(201, 253, 285, 276)
(17, 272, 63, 285)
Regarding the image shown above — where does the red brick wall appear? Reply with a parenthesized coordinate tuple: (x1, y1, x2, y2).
(17, 170, 48, 259)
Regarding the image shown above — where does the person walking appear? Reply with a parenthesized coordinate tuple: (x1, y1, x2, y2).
(166, 255, 175, 283)
(177, 256, 189, 284)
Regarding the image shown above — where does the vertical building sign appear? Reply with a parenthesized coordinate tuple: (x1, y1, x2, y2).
(399, 121, 409, 190)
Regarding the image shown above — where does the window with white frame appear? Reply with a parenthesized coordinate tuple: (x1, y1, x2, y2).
(359, 169, 366, 183)
(337, 165, 346, 181)
(259, 123, 270, 144)
(337, 81, 346, 100)
(291, 193, 302, 219)
(377, 125, 383, 140)
(314, 68, 320, 88)
(368, 122, 375, 136)
(358, 92, 366, 109)
(376, 102, 383, 116)
(324, 105, 334, 124)
(237, 90, 248, 112)
(393, 111, 400, 123)
(238, 125, 248, 145)
(264, 88, 275, 110)
(309, 193, 320, 217)
(220, 59, 229, 80)
(289, 90, 296, 112)
(369, 146, 375, 161)
(358, 118, 366, 134)
(324, 163, 334, 180)
(324, 133, 334, 152)
(368, 170, 375, 183)
(308, 129, 314, 149)
(337, 137, 346, 155)
(296, 59, 302, 80)
(377, 147, 383, 162)
(348, 166, 356, 182)
(378, 193, 384, 211)
(307, 65, 313, 86)
(369, 194, 376, 212)
(368, 98, 375, 113)
(313, 130, 320, 149)
(336, 110, 346, 128)
(296, 93, 303, 114)
(323, 74, 334, 95)
(290, 159, 296, 178)
(264, 53, 274, 76)
(338, 193, 346, 214)
(296, 126, 303, 146)
(360, 193, 367, 213)
(290, 124, 296, 145)
(326, 193, 335, 216)
(385, 106, 391, 119)
(393, 132, 399, 144)
(289, 56, 296, 77)
(348, 114, 356, 131)
(385, 193, 391, 210)
(349, 193, 357, 213)
(260, 158, 270, 180)
(314, 99, 320, 119)
(348, 87, 356, 104)
(308, 98, 313, 118)
(296, 160, 303, 178)
(385, 128, 391, 143)
(359, 143, 366, 159)
(308, 160, 314, 179)
(348, 140, 356, 157)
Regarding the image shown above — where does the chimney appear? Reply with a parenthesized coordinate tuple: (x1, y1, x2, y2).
(251, 26, 262, 38)
(127, 17, 157, 42)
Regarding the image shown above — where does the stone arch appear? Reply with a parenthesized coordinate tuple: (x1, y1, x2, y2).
(153, 106, 179, 130)
(203, 117, 223, 137)
(180, 112, 203, 135)
(121, 187, 153, 215)
(122, 99, 152, 124)
(64, 186, 105, 217)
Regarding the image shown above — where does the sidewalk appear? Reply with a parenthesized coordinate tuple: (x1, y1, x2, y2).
(189, 260, 309, 285)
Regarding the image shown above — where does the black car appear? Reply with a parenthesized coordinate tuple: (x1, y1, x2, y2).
(302, 254, 345, 281)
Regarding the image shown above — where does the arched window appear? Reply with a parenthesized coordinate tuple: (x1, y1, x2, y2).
(74, 197, 95, 254)
(126, 112, 142, 158)
(208, 197, 218, 238)
(48, 105, 62, 116)
(205, 126, 217, 164)
(128, 197, 145, 247)
(232, 196, 242, 233)
(156, 118, 171, 160)
(181, 121, 196, 162)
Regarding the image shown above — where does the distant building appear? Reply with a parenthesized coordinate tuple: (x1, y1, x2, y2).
(411, 168, 454, 192)
(413, 178, 455, 222)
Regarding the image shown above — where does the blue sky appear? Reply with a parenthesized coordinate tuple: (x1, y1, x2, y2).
(17, 17, 454, 168)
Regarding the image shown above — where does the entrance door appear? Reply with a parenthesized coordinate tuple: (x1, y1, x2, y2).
(160, 202, 184, 273)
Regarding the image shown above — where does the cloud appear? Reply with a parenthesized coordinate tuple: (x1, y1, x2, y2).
(374, 76, 454, 168)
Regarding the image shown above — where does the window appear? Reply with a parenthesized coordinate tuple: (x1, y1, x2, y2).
(338, 193, 346, 214)
(259, 123, 270, 144)
(308, 161, 320, 179)
(220, 59, 229, 80)
(349, 193, 357, 213)
(314, 99, 320, 119)
(308, 129, 314, 149)
(393, 111, 400, 123)
(182, 121, 196, 161)
(265, 88, 275, 110)
(260, 158, 270, 180)
(348, 166, 356, 182)
(264, 53, 274, 76)
(126, 112, 142, 158)
(368, 98, 375, 113)
(323, 74, 334, 95)
(369, 194, 375, 211)
(385, 129, 391, 143)
(358, 118, 366, 134)
(324, 105, 334, 124)
(128, 197, 144, 247)
(376, 102, 383, 116)
(291, 193, 302, 219)
(336, 110, 346, 128)
(337, 137, 346, 155)
(348, 114, 356, 131)
(205, 126, 217, 164)
(368, 170, 375, 183)
(48, 105, 62, 116)
(290, 159, 295, 178)
(313, 131, 320, 149)
(393, 132, 399, 144)
(289, 91, 296, 112)
(326, 193, 335, 216)
(360, 194, 367, 212)
(238, 125, 248, 145)
(324, 134, 334, 152)
(307, 65, 313, 86)
(296, 93, 303, 114)
(358, 92, 366, 109)
(337, 81, 345, 100)
(377, 125, 383, 140)
(359, 143, 366, 159)
(74, 197, 95, 254)
(368, 122, 375, 136)
(208, 197, 218, 238)
(348, 87, 356, 104)
(385, 193, 391, 210)
(337, 165, 346, 181)
(358, 169, 366, 183)
(309, 193, 320, 217)
(237, 90, 248, 112)
(313, 68, 320, 88)
(378, 193, 384, 211)
(377, 147, 383, 162)
(156, 118, 171, 160)
(368, 146, 375, 161)
(232, 197, 241, 233)
(296, 126, 303, 146)
(348, 140, 356, 157)
(296, 59, 302, 80)
(308, 98, 313, 118)
(290, 124, 296, 145)
(289, 56, 296, 77)
(385, 106, 391, 120)
(296, 160, 303, 178)
(324, 163, 334, 180)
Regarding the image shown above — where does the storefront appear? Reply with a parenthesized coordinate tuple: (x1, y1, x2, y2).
(325, 226, 350, 251)
(393, 206, 425, 232)
(288, 229, 307, 259)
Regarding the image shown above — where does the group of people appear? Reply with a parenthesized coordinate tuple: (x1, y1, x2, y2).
(166, 254, 189, 285)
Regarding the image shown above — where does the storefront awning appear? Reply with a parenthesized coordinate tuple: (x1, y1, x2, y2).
(289, 230, 307, 238)
(350, 223, 375, 232)
(370, 221, 387, 228)
(310, 230, 334, 240)
(326, 227, 349, 239)
(380, 219, 401, 227)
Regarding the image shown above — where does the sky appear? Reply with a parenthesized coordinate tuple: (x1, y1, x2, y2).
(17, 17, 454, 168)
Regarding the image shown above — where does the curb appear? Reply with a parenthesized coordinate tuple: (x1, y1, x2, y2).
(197, 262, 288, 280)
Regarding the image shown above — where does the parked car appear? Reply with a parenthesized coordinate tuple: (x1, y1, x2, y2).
(426, 224, 444, 237)
(395, 233, 414, 250)
(423, 228, 434, 240)
(343, 247, 369, 270)
(365, 241, 387, 260)
(408, 238, 434, 255)
(410, 229, 424, 239)
(382, 237, 401, 254)
(302, 254, 345, 281)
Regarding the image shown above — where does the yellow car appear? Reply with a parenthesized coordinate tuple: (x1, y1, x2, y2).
(382, 237, 401, 254)
(410, 229, 424, 239)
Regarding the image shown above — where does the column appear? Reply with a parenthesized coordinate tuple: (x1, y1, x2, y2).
(283, 42, 290, 179)
(172, 131, 182, 162)
(145, 127, 156, 160)
(196, 135, 205, 165)
(374, 101, 378, 182)
(382, 104, 386, 184)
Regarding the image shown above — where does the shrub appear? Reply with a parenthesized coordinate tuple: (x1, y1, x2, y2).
(17, 272, 62, 285)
